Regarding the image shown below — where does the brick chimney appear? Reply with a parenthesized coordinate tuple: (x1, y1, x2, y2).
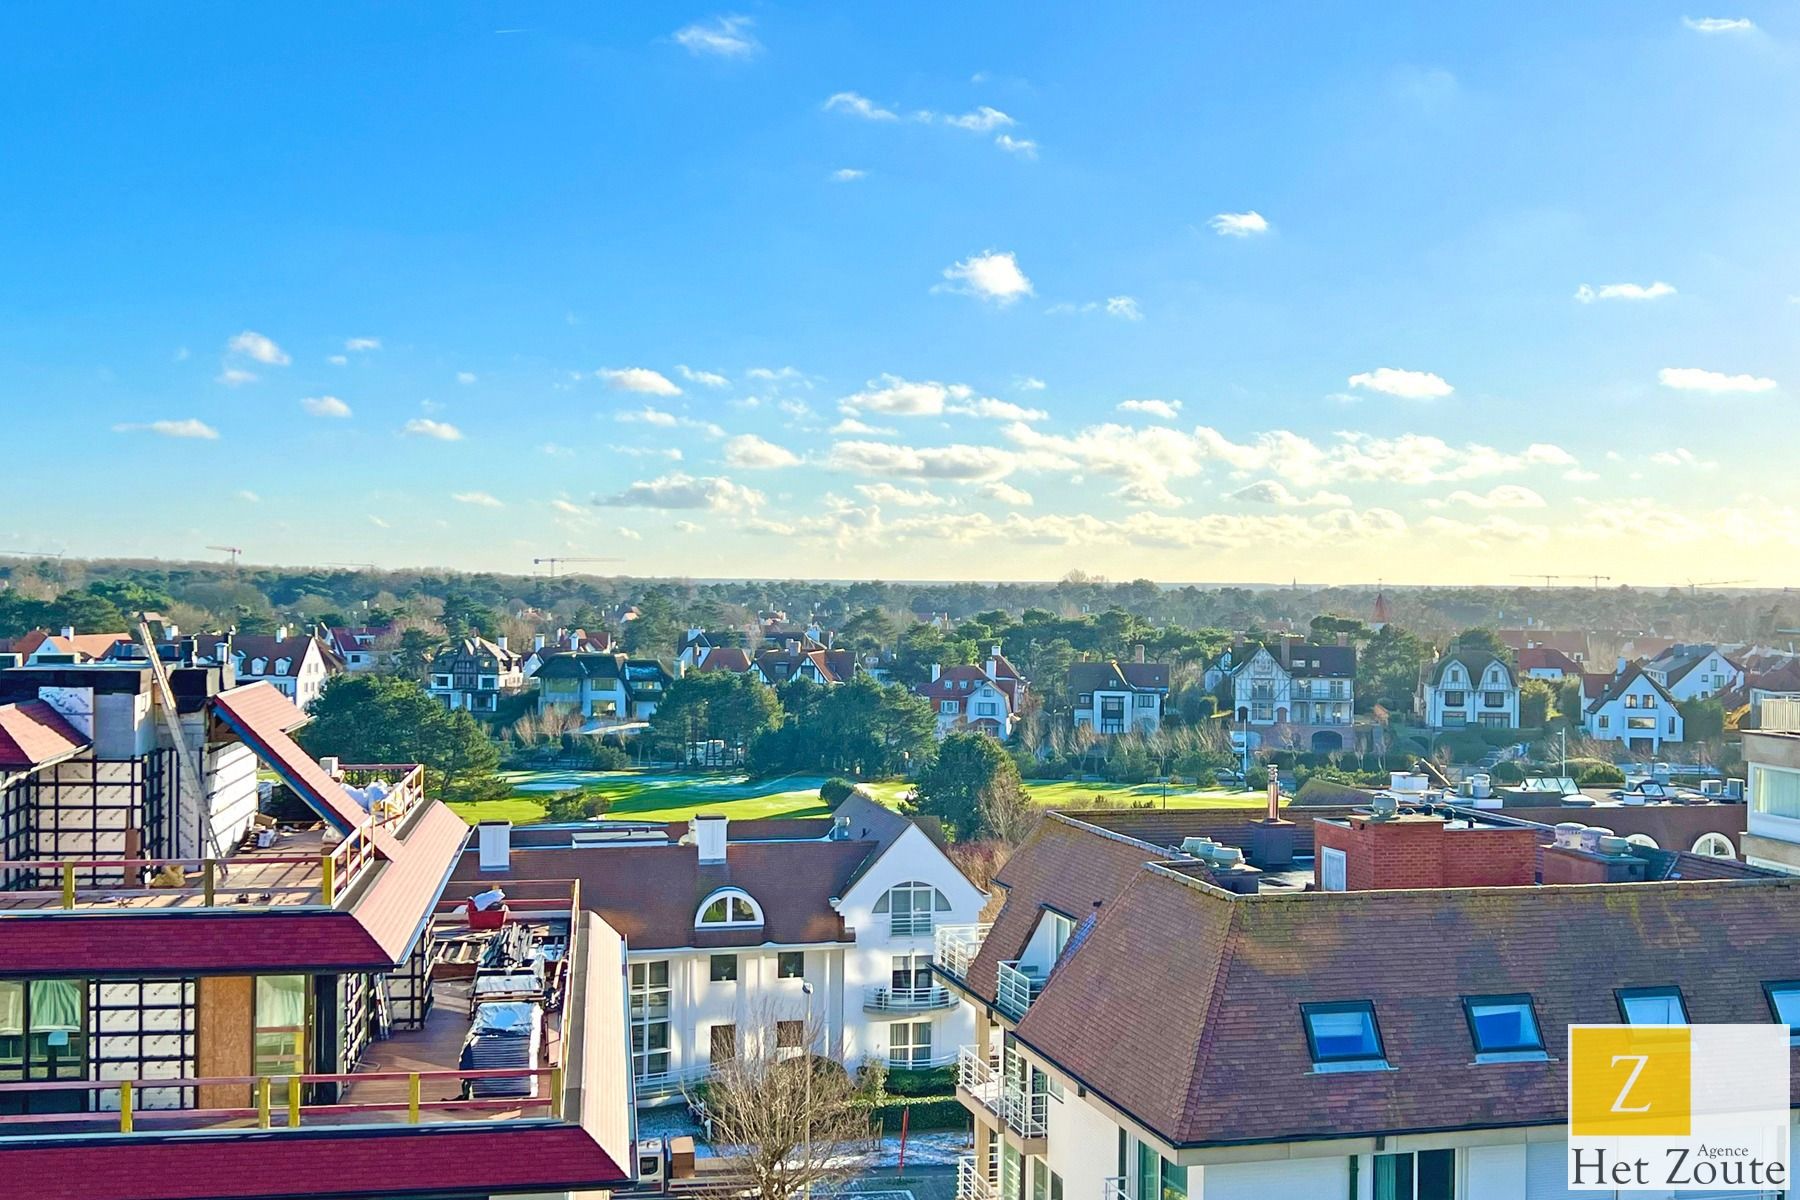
(1312, 812, 1538, 891)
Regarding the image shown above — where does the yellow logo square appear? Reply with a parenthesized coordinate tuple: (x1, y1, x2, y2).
(1570, 1026, 1692, 1136)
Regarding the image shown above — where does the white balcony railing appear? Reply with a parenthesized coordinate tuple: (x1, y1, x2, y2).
(935, 923, 991, 983)
(1103, 1177, 1129, 1200)
(956, 1047, 1047, 1140)
(890, 911, 936, 937)
(996, 960, 1045, 1020)
(1002, 1082, 1048, 1139)
(864, 985, 954, 1012)
(959, 1155, 997, 1200)
(957, 1046, 1002, 1116)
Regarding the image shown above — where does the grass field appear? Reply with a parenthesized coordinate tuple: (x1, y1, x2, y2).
(445, 769, 1255, 827)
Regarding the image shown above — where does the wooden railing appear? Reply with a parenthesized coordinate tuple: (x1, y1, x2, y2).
(0, 855, 334, 911)
(0, 1066, 561, 1138)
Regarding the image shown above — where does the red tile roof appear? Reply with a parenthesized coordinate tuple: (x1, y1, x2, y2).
(0, 699, 90, 769)
(211, 682, 368, 834)
(1516, 645, 1581, 675)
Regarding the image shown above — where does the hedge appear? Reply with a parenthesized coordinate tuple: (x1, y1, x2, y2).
(884, 1065, 955, 1097)
(868, 1096, 969, 1131)
(1293, 777, 1374, 807)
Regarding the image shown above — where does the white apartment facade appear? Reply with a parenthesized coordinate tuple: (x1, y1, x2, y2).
(1643, 643, 1745, 702)
(1417, 651, 1520, 728)
(1582, 663, 1684, 752)
(458, 794, 985, 1103)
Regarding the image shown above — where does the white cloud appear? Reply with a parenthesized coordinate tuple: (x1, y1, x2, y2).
(1683, 16, 1754, 33)
(300, 395, 352, 418)
(746, 365, 810, 386)
(113, 418, 220, 440)
(1650, 448, 1718, 469)
(675, 520, 703, 534)
(1231, 480, 1351, 508)
(1658, 366, 1777, 393)
(456, 371, 477, 385)
(948, 397, 1049, 422)
(403, 418, 464, 440)
(1347, 366, 1454, 400)
(540, 442, 574, 457)
(1103, 296, 1142, 320)
(326, 354, 348, 366)
(615, 406, 724, 437)
(1575, 281, 1676, 303)
(368, 515, 390, 529)
(216, 367, 258, 386)
(723, 433, 801, 469)
(676, 365, 731, 388)
(943, 105, 1014, 132)
(938, 250, 1033, 304)
(1118, 398, 1181, 420)
(1209, 211, 1270, 237)
(596, 473, 765, 510)
(831, 417, 895, 436)
(227, 330, 289, 365)
(235, 489, 259, 503)
(1436, 485, 1547, 509)
(345, 337, 381, 352)
(598, 366, 682, 396)
(856, 483, 949, 508)
(549, 499, 585, 515)
(1003, 422, 1207, 508)
(453, 491, 504, 508)
(979, 481, 1034, 507)
(611, 444, 684, 460)
(1016, 377, 1046, 392)
(673, 14, 761, 57)
(841, 374, 968, 417)
(831, 168, 867, 182)
(828, 440, 1018, 482)
(995, 134, 1038, 158)
(823, 92, 898, 121)
(615, 526, 643, 541)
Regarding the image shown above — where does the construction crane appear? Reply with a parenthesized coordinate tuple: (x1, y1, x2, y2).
(207, 544, 243, 565)
(1686, 578, 1751, 595)
(1583, 575, 1613, 588)
(533, 555, 622, 577)
(324, 561, 376, 571)
(1512, 573, 1561, 587)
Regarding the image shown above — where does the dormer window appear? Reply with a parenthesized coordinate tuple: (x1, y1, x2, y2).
(696, 888, 763, 928)
(1302, 1001, 1388, 1072)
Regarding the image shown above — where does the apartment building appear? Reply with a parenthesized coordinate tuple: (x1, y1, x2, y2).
(453, 792, 984, 1104)
(1417, 650, 1519, 728)
(533, 651, 677, 726)
(0, 660, 632, 1200)
(934, 802, 1800, 1200)
(918, 649, 1029, 739)
(1642, 642, 1745, 701)
(1069, 651, 1169, 736)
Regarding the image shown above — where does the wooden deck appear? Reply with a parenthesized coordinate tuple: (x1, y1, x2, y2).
(0, 825, 339, 912)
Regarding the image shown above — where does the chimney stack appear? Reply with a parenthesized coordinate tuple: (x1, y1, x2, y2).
(61, 626, 75, 640)
(1336, 632, 1348, 647)
(931, 664, 942, 682)
(496, 635, 509, 651)
(693, 814, 728, 864)
(1133, 644, 1146, 664)
(533, 633, 546, 652)
(275, 624, 288, 644)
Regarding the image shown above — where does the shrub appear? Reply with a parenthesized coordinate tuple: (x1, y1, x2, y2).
(1293, 776, 1372, 807)
(820, 777, 859, 804)
(1268, 750, 1298, 770)
(1575, 762, 1625, 787)
(1489, 760, 1526, 784)
(588, 744, 629, 771)
(884, 1065, 955, 1097)
(1246, 765, 1270, 790)
(866, 1095, 969, 1132)
(543, 788, 611, 822)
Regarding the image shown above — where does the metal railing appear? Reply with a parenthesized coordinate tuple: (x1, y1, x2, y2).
(934, 923, 990, 983)
(0, 1066, 561, 1138)
(996, 961, 1044, 1020)
(890, 911, 936, 937)
(958, 1155, 997, 1200)
(1002, 1081, 1047, 1139)
(864, 985, 954, 1012)
(1103, 1176, 1129, 1200)
(955, 1047, 1046, 1140)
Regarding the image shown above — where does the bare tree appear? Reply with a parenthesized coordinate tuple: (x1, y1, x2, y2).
(690, 1012, 876, 1200)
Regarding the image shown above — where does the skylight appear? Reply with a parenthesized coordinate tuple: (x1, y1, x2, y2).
(1617, 986, 1688, 1025)
(1463, 995, 1546, 1060)
(1302, 1001, 1387, 1072)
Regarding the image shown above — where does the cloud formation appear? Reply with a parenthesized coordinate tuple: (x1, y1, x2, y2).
(596, 473, 765, 510)
(113, 418, 220, 440)
(938, 251, 1033, 304)
(599, 367, 683, 396)
(403, 418, 463, 440)
(1658, 366, 1777, 393)
(1683, 16, 1754, 33)
(452, 491, 503, 507)
(1118, 399, 1181, 420)
(1575, 281, 1676, 303)
(1347, 367, 1454, 400)
(823, 92, 897, 121)
(673, 14, 761, 57)
(723, 433, 801, 468)
(1209, 211, 1270, 237)
(227, 330, 289, 365)
(301, 395, 352, 418)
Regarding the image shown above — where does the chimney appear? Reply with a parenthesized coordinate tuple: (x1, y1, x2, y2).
(496, 635, 509, 651)
(987, 646, 1001, 678)
(567, 629, 580, 651)
(1336, 632, 1348, 647)
(533, 633, 546, 652)
(1133, 644, 1146, 664)
(60, 625, 75, 640)
(1232, 632, 1245, 651)
(275, 624, 288, 644)
(693, 814, 728, 865)
(1277, 639, 1290, 668)
(930, 664, 942, 682)
(478, 820, 513, 871)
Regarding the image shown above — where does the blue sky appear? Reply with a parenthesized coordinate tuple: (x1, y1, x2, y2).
(3, 3, 1797, 584)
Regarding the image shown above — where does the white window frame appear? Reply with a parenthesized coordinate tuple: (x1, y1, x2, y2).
(695, 887, 764, 928)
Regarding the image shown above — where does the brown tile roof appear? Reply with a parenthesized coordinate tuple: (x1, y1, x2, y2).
(0, 699, 90, 769)
(1008, 825, 1800, 1148)
(694, 646, 752, 673)
(1516, 646, 1581, 675)
(450, 839, 870, 950)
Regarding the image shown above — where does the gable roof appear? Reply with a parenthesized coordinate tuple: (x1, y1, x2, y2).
(694, 646, 752, 673)
(198, 632, 334, 678)
(1647, 642, 1741, 687)
(1427, 650, 1512, 687)
(1586, 661, 1679, 712)
(1009, 827, 1800, 1149)
(1516, 645, 1581, 675)
(9, 629, 132, 662)
(1069, 660, 1170, 694)
(0, 700, 90, 770)
(917, 666, 1014, 708)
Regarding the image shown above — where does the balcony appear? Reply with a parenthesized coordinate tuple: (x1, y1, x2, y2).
(958, 1154, 997, 1200)
(0, 882, 635, 1200)
(889, 911, 937, 938)
(934, 923, 990, 986)
(955, 1047, 1047, 1143)
(1103, 1177, 1129, 1200)
(995, 960, 1045, 1021)
(0, 764, 425, 915)
(863, 984, 955, 1013)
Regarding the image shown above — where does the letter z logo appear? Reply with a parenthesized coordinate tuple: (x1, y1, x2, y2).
(1571, 1028, 1691, 1137)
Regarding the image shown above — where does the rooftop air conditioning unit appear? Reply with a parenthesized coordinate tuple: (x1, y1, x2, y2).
(1368, 792, 1399, 821)
(1554, 822, 1587, 850)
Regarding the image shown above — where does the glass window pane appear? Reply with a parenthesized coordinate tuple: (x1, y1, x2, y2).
(1305, 1005, 1381, 1060)
(702, 898, 727, 923)
(1373, 1153, 1413, 1200)
(1620, 989, 1686, 1024)
(1417, 1149, 1455, 1200)
(1770, 985, 1800, 1036)
(1468, 998, 1542, 1052)
(28, 981, 82, 1032)
(0, 981, 23, 1037)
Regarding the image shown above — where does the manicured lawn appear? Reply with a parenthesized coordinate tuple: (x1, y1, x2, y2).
(1023, 779, 1265, 809)
(445, 769, 1259, 827)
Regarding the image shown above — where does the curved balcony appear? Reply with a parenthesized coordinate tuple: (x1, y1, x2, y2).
(863, 984, 955, 1013)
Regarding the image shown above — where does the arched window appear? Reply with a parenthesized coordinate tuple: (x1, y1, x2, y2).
(1625, 833, 1660, 850)
(1691, 832, 1736, 859)
(875, 881, 952, 936)
(696, 888, 763, 928)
